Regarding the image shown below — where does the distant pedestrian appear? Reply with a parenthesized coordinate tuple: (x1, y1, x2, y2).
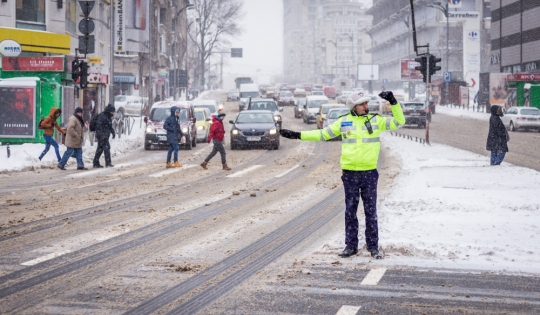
(38, 107, 66, 163)
(58, 107, 87, 170)
(163, 105, 183, 168)
(93, 104, 116, 168)
(200, 112, 231, 171)
(486, 105, 509, 165)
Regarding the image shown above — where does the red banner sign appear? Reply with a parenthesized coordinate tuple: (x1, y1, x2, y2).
(506, 73, 540, 82)
(400, 59, 423, 81)
(2, 57, 64, 71)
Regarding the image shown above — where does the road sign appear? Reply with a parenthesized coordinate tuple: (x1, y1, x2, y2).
(78, 35, 95, 54)
(231, 48, 243, 58)
(382, 79, 387, 84)
(78, 0, 95, 16)
(444, 72, 452, 83)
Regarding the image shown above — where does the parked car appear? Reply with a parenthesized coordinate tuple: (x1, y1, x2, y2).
(382, 94, 406, 114)
(193, 99, 218, 117)
(501, 106, 540, 132)
(367, 95, 381, 113)
(245, 98, 283, 129)
(413, 95, 437, 114)
(277, 91, 295, 106)
(229, 110, 280, 150)
(323, 107, 351, 140)
(303, 95, 329, 124)
(194, 107, 212, 142)
(294, 88, 307, 98)
(316, 103, 346, 129)
(323, 86, 337, 99)
(227, 89, 240, 101)
(294, 99, 306, 118)
(144, 101, 198, 150)
(337, 91, 353, 104)
(114, 95, 148, 117)
(401, 102, 427, 128)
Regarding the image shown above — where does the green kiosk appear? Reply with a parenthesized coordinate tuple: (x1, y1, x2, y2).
(505, 73, 540, 110)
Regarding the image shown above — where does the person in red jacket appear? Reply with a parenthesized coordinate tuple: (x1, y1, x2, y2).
(200, 112, 231, 171)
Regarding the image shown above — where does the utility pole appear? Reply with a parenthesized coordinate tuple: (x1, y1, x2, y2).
(109, 0, 115, 103)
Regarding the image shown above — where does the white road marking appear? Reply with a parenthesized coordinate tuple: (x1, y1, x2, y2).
(360, 268, 387, 286)
(226, 165, 263, 178)
(336, 305, 361, 315)
(275, 165, 299, 178)
(20, 250, 72, 266)
(149, 164, 197, 178)
(54, 178, 120, 192)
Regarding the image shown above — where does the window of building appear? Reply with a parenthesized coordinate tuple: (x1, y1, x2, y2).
(160, 8, 167, 25)
(65, 0, 76, 33)
(16, 0, 46, 31)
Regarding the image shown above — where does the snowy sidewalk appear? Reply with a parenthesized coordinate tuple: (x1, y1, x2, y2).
(322, 133, 540, 274)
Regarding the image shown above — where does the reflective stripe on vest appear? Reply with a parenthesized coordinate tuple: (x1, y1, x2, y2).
(342, 138, 357, 144)
(363, 137, 380, 143)
(325, 126, 337, 138)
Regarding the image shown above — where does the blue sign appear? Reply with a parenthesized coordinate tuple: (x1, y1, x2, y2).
(382, 79, 387, 84)
(444, 72, 452, 83)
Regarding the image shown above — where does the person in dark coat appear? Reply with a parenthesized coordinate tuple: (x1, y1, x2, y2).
(163, 105, 183, 168)
(200, 112, 231, 171)
(93, 104, 116, 168)
(486, 105, 509, 165)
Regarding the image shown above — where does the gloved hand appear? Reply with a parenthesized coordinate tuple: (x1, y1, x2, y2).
(280, 129, 301, 140)
(379, 91, 398, 105)
(111, 132, 116, 139)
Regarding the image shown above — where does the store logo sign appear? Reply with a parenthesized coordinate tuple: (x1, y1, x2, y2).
(0, 40, 22, 57)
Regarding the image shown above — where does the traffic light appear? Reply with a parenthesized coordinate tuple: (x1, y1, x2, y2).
(429, 54, 442, 76)
(178, 70, 188, 87)
(415, 56, 428, 83)
(71, 59, 82, 81)
(79, 61, 89, 89)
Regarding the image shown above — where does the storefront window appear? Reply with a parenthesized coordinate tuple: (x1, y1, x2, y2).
(16, 0, 46, 31)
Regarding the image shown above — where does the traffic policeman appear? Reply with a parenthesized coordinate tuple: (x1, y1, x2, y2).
(280, 91, 405, 259)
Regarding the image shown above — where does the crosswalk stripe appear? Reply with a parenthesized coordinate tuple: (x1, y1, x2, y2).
(360, 268, 387, 286)
(275, 165, 299, 178)
(148, 164, 197, 177)
(336, 305, 361, 315)
(20, 250, 72, 266)
(226, 165, 263, 178)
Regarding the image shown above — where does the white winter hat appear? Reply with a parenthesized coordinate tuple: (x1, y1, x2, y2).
(346, 91, 371, 110)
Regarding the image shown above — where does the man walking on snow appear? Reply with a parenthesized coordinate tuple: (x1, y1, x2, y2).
(200, 112, 231, 171)
(163, 105, 183, 168)
(93, 104, 116, 168)
(279, 91, 405, 259)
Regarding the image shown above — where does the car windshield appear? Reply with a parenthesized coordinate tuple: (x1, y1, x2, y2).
(308, 100, 329, 108)
(194, 105, 217, 113)
(228, 90, 238, 94)
(150, 108, 170, 121)
(236, 113, 274, 124)
(313, 91, 323, 95)
(240, 91, 259, 98)
(341, 92, 352, 97)
(115, 96, 126, 102)
(404, 103, 424, 109)
(249, 101, 278, 111)
(521, 108, 540, 115)
(280, 92, 293, 97)
(323, 106, 342, 114)
(195, 111, 204, 120)
(327, 110, 349, 119)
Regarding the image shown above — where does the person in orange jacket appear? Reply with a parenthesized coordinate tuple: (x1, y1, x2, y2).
(38, 107, 66, 163)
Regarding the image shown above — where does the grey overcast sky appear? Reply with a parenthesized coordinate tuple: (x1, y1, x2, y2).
(220, 0, 283, 86)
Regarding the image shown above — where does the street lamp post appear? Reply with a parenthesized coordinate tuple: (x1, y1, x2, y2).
(172, 3, 194, 100)
(427, 1, 449, 105)
(342, 33, 354, 84)
(391, 15, 413, 100)
(327, 40, 337, 79)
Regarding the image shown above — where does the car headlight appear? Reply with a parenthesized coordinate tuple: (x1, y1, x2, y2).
(232, 129, 239, 135)
(197, 125, 204, 130)
(274, 115, 281, 121)
(269, 128, 277, 135)
(218, 105, 224, 110)
(182, 127, 188, 133)
(146, 127, 153, 133)
(298, 108, 303, 112)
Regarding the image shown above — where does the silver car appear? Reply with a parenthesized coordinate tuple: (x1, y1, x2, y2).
(367, 95, 381, 112)
(323, 107, 350, 140)
(338, 91, 353, 104)
(501, 106, 540, 131)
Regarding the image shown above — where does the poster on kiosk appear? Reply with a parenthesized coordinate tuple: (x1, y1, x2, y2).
(0, 79, 37, 138)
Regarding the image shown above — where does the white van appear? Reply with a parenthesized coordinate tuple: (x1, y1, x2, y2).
(114, 95, 148, 117)
(238, 83, 259, 111)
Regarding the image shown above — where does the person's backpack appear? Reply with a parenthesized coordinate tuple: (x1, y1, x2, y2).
(89, 114, 98, 132)
(37, 118, 45, 130)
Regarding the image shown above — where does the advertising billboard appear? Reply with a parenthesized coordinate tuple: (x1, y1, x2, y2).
(357, 64, 379, 81)
(0, 85, 36, 138)
(489, 73, 510, 106)
(400, 59, 423, 81)
(124, 0, 150, 53)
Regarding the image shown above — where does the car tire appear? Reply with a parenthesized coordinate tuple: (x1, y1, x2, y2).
(144, 143, 151, 150)
(231, 142, 237, 150)
(192, 134, 197, 147)
(185, 136, 193, 150)
(510, 121, 515, 132)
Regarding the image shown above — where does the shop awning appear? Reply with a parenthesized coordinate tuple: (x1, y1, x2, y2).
(0, 27, 70, 55)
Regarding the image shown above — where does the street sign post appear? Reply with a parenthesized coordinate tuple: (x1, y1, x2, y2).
(444, 72, 452, 83)
(78, 1, 96, 54)
(231, 48, 243, 58)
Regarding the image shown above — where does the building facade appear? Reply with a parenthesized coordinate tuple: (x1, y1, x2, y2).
(490, 0, 540, 74)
